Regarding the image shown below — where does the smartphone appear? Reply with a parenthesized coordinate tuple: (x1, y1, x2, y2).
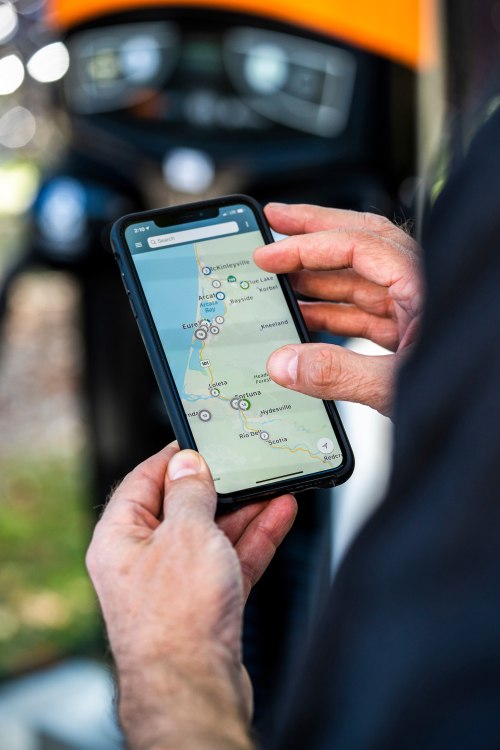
(111, 195, 354, 511)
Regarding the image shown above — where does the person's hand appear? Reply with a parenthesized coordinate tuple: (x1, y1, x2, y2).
(254, 203, 423, 417)
(86, 441, 297, 750)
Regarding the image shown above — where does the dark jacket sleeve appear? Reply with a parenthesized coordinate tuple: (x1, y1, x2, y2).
(271, 105, 500, 750)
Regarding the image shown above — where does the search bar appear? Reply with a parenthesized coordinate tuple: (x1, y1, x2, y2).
(147, 221, 239, 249)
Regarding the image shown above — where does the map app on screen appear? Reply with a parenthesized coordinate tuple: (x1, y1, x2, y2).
(125, 203, 343, 495)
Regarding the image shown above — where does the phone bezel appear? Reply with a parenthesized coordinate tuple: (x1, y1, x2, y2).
(111, 194, 354, 511)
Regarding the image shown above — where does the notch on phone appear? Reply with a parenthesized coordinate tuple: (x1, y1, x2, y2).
(154, 206, 219, 227)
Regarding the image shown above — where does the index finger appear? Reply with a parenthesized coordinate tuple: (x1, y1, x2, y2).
(233, 494, 297, 601)
(254, 228, 419, 290)
(264, 202, 417, 254)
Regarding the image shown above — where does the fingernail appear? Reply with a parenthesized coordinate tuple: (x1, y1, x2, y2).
(168, 451, 202, 480)
(267, 347, 298, 386)
(266, 202, 287, 208)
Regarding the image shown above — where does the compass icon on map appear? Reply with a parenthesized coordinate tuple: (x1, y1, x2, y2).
(317, 438, 334, 454)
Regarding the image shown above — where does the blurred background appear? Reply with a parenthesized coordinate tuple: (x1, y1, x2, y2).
(0, 0, 430, 747)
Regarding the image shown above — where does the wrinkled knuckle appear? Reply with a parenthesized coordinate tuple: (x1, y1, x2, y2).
(306, 350, 337, 391)
(239, 559, 259, 590)
(360, 317, 373, 341)
(373, 321, 396, 350)
(190, 476, 216, 499)
(346, 239, 357, 264)
(254, 521, 279, 552)
(168, 477, 216, 518)
(368, 213, 394, 234)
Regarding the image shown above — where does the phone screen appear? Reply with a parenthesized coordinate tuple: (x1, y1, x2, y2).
(124, 201, 344, 495)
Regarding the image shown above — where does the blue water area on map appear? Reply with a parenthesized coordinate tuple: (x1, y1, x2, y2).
(133, 244, 201, 392)
(187, 293, 226, 379)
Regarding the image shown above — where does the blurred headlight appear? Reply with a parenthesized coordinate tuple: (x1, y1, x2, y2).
(0, 106, 36, 148)
(0, 54, 24, 95)
(162, 147, 215, 193)
(244, 44, 289, 95)
(27, 42, 70, 84)
(65, 22, 179, 114)
(224, 28, 356, 137)
(0, 1, 17, 45)
(120, 35, 162, 82)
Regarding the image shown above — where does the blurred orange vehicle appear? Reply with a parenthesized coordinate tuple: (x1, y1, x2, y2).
(48, 0, 435, 69)
(35, 0, 430, 211)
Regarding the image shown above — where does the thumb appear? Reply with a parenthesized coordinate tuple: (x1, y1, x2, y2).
(163, 449, 217, 522)
(267, 343, 395, 417)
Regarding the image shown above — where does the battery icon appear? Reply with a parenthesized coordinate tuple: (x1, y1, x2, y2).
(237, 208, 244, 213)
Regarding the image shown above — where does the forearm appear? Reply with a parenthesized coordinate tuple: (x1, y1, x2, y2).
(86, 447, 295, 750)
(117, 655, 253, 750)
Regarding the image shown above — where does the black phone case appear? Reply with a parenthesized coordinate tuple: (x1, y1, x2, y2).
(110, 194, 354, 512)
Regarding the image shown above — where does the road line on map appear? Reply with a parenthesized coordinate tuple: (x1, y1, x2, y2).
(192, 242, 328, 465)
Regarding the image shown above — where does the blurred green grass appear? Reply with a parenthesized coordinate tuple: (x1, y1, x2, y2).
(0, 455, 101, 679)
(0, 162, 101, 679)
